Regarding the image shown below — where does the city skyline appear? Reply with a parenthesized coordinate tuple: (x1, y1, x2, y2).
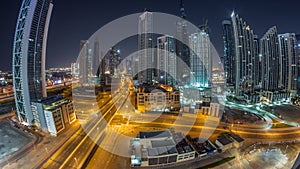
(2, 1, 300, 168)
(0, 0, 300, 71)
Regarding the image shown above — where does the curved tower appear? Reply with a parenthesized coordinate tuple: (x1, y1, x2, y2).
(13, 0, 53, 124)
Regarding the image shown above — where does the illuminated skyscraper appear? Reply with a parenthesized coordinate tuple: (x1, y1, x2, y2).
(261, 26, 280, 92)
(157, 35, 176, 86)
(108, 47, 121, 76)
(13, 0, 53, 124)
(176, 0, 190, 83)
(296, 34, 300, 94)
(79, 40, 88, 83)
(189, 27, 211, 88)
(230, 12, 257, 95)
(253, 35, 261, 89)
(222, 20, 236, 86)
(278, 33, 298, 93)
(138, 11, 153, 84)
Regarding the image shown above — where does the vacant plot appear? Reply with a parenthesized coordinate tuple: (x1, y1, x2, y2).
(0, 121, 32, 160)
(270, 105, 300, 123)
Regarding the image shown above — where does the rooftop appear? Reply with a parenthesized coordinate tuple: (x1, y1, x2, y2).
(228, 133, 244, 143)
(190, 138, 217, 154)
(151, 139, 175, 148)
(32, 95, 71, 111)
(139, 130, 171, 139)
(217, 136, 233, 146)
(173, 133, 195, 154)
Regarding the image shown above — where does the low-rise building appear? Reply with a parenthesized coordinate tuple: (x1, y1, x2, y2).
(31, 96, 76, 136)
(131, 130, 196, 167)
(189, 138, 217, 158)
(215, 136, 233, 151)
(228, 133, 244, 148)
(263, 91, 290, 103)
(137, 85, 180, 112)
(173, 132, 196, 162)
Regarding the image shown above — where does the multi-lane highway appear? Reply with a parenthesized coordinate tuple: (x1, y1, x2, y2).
(42, 79, 129, 169)
(38, 78, 300, 169)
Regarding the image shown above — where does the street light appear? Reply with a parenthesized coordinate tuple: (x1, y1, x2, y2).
(74, 157, 79, 167)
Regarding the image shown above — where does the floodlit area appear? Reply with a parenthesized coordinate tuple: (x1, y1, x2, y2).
(0, 122, 32, 160)
(216, 143, 300, 169)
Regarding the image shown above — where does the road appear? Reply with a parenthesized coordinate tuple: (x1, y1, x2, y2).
(39, 79, 300, 169)
(42, 78, 130, 169)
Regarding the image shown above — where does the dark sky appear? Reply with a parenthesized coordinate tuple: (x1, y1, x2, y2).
(0, 0, 299, 71)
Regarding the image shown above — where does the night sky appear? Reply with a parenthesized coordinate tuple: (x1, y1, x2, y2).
(0, 0, 299, 71)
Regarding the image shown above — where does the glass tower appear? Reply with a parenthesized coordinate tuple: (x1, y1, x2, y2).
(138, 11, 153, 84)
(261, 26, 280, 92)
(222, 20, 236, 86)
(13, 0, 53, 124)
(189, 28, 211, 88)
(157, 35, 176, 86)
(278, 33, 298, 93)
(231, 12, 257, 95)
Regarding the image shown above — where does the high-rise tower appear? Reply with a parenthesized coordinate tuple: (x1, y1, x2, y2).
(138, 11, 153, 84)
(176, 0, 190, 84)
(157, 35, 177, 86)
(261, 26, 280, 92)
(13, 0, 53, 124)
(222, 20, 236, 86)
(189, 27, 211, 88)
(278, 33, 298, 93)
(230, 12, 257, 95)
(296, 34, 300, 94)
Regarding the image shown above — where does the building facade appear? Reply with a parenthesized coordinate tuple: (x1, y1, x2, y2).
(157, 35, 177, 86)
(261, 26, 280, 92)
(176, 0, 190, 84)
(137, 85, 180, 112)
(296, 35, 300, 94)
(138, 11, 154, 84)
(189, 28, 211, 88)
(230, 12, 257, 95)
(108, 47, 121, 76)
(278, 33, 298, 94)
(13, 0, 53, 124)
(31, 96, 76, 136)
(222, 20, 236, 86)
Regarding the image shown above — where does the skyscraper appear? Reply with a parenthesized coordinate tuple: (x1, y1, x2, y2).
(222, 20, 236, 86)
(93, 40, 100, 77)
(138, 11, 153, 84)
(189, 27, 211, 88)
(176, 0, 190, 83)
(253, 35, 261, 90)
(261, 26, 280, 92)
(278, 33, 298, 93)
(79, 40, 88, 84)
(157, 35, 176, 86)
(296, 34, 300, 94)
(13, 0, 53, 124)
(108, 47, 121, 76)
(228, 12, 257, 95)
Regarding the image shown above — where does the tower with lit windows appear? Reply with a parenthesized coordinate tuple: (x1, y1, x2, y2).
(13, 0, 53, 124)
(138, 11, 153, 84)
